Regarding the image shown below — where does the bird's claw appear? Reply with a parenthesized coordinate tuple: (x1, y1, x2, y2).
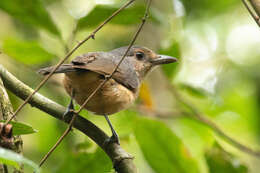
(104, 134, 120, 146)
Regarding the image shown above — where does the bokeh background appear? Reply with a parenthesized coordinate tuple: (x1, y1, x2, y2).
(0, 0, 260, 172)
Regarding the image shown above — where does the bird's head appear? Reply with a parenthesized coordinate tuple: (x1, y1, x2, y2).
(111, 46, 178, 80)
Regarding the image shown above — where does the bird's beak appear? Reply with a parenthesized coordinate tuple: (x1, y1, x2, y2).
(151, 55, 178, 65)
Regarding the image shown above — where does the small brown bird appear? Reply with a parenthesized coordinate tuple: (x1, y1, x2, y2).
(39, 46, 177, 144)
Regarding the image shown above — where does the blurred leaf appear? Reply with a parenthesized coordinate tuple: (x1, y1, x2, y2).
(77, 4, 161, 30)
(159, 42, 180, 79)
(179, 83, 207, 98)
(10, 121, 37, 135)
(57, 148, 112, 173)
(0, 0, 60, 36)
(206, 143, 248, 173)
(0, 147, 39, 172)
(180, 0, 238, 18)
(3, 38, 55, 65)
(43, 0, 62, 5)
(75, 139, 92, 152)
(134, 117, 199, 173)
(172, 118, 215, 157)
(13, 21, 39, 40)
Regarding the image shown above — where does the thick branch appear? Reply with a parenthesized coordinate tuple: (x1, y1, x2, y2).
(0, 65, 137, 173)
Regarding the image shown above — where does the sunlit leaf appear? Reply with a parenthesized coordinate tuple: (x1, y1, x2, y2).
(0, 0, 60, 36)
(0, 120, 37, 135)
(0, 147, 39, 172)
(172, 118, 215, 157)
(77, 4, 161, 30)
(206, 143, 248, 173)
(3, 38, 55, 65)
(56, 148, 112, 173)
(10, 121, 37, 135)
(134, 117, 200, 173)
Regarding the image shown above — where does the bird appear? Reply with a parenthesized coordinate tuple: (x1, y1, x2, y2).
(38, 46, 177, 144)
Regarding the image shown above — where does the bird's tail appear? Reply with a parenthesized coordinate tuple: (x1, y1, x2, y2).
(38, 64, 76, 75)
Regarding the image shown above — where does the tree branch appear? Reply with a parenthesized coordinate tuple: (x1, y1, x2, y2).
(249, 0, 260, 18)
(0, 76, 23, 172)
(38, 0, 151, 167)
(242, 0, 260, 27)
(0, 65, 137, 173)
(5, 0, 135, 124)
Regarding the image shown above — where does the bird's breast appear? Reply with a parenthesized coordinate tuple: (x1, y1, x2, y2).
(63, 71, 138, 115)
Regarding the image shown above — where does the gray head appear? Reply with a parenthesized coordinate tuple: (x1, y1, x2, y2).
(110, 46, 178, 79)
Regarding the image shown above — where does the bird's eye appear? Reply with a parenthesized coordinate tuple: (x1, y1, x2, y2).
(136, 52, 145, 60)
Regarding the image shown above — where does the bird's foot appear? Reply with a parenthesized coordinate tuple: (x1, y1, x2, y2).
(62, 108, 74, 121)
(104, 133, 120, 146)
(62, 96, 75, 121)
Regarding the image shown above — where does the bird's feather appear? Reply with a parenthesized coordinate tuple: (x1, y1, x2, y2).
(38, 52, 140, 91)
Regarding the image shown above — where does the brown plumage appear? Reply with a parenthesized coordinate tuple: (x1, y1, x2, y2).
(38, 46, 177, 115)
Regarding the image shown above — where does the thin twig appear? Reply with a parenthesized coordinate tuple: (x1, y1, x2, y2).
(76, 0, 152, 114)
(242, 0, 260, 27)
(248, 0, 260, 18)
(0, 65, 137, 173)
(169, 84, 260, 158)
(5, 0, 135, 125)
(38, 0, 152, 168)
(38, 114, 76, 167)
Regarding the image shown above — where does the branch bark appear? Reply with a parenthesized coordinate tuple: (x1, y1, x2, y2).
(249, 0, 260, 17)
(0, 77, 23, 173)
(6, 0, 135, 124)
(242, 0, 260, 27)
(0, 65, 137, 173)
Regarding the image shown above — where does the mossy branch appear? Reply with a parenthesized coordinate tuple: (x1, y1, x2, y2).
(0, 65, 137, 173)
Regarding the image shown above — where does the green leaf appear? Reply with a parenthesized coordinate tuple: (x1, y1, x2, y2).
(159, 42, 181, 79)
(77, 4, 161, 30)
(11, 121, 37, 135)
(0, 121, 37, 135)
(134, 117, 200, 173)
(56, 148, 112, 173)
(171, 118, 215, 157)
(205, 143, 248, 173)
(3, 38, 55, 65)
(0, 147, 39, 172)
(0, 0, 59, 36)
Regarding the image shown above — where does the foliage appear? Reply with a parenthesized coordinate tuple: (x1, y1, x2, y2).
(0, 0, 259, 172)
(0, 147, 39, 172)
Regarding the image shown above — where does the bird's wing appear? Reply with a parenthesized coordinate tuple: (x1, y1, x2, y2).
(71, 52, 140, 91)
